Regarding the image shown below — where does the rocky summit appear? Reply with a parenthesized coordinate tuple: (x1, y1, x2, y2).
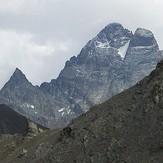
(0, 23, 163, 128)
(1, 59, 163, 163)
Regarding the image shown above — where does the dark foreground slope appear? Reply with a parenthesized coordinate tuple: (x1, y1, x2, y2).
(1, 60, 163, 163)
(0, 104, 29, 135)
(0, 104, 47, 135)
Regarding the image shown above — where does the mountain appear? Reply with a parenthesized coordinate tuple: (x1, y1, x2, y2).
(0, 104, 47, 135)
(1, 59, 163, 163)
(0, 68, 55, 127)
(0, 23, 163, 128)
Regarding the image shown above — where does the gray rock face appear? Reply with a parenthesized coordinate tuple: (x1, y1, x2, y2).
(0, 23, 163, 128)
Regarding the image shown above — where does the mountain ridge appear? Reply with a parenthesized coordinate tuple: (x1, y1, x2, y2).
(0, 22, 163, 128)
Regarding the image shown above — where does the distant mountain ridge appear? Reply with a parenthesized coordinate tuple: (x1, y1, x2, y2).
(0, 23, 163, 128)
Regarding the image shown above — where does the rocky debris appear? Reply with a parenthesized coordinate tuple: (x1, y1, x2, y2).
(26, 119, 46, 138)
(61, 127, 72, 137)
(18, 149, 27, 158)
(58, 127, 73, 141)
(0, 23, 163, 128)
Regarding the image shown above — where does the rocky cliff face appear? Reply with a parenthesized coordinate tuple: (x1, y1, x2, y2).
(0, 23, 163, 128)
(1, 60, 163, 163)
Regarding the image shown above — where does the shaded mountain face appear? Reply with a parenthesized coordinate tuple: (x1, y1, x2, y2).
(0, 104, 28, 135)
(1, 60, 163, 163)
(0, 23, 163, 128)
(0, 104, 46, 135)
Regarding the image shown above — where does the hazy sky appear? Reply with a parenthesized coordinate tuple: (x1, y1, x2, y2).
(0, 0, 163, 88)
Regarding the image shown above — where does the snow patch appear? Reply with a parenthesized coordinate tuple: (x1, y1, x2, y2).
(26, 104, 35, 108)
(95, 41, 110, 49)
(31, 105, 35, 109)
(118, 41, 130, 59)
(132, 45, 155, 49)
(76, 69, 80, 76)
(67, 110, 71, 114)
(58, 108, 65, 112)
(58, 107, 72, 115)
(70, 112, 75, 115)
(76, 100, 82, 103)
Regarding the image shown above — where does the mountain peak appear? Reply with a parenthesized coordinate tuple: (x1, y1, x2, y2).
(135, 28, 153, 37)
(2, 68, 29, 89)
(12, 68, 28, 81)
(98, 23, 133, 49)
(82, 23, 132, 52)
(14, 68, 23, 75)
(105, 22, 124, 30)
(129, 28, 159, 49)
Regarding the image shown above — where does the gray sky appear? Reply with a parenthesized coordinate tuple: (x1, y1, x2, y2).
(0, 0, 163, 88)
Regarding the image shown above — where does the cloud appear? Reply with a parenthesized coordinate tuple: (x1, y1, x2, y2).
(0, 29, 73, 88)
(0, 0, 45, 14)
(0, 0, 162, 88)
